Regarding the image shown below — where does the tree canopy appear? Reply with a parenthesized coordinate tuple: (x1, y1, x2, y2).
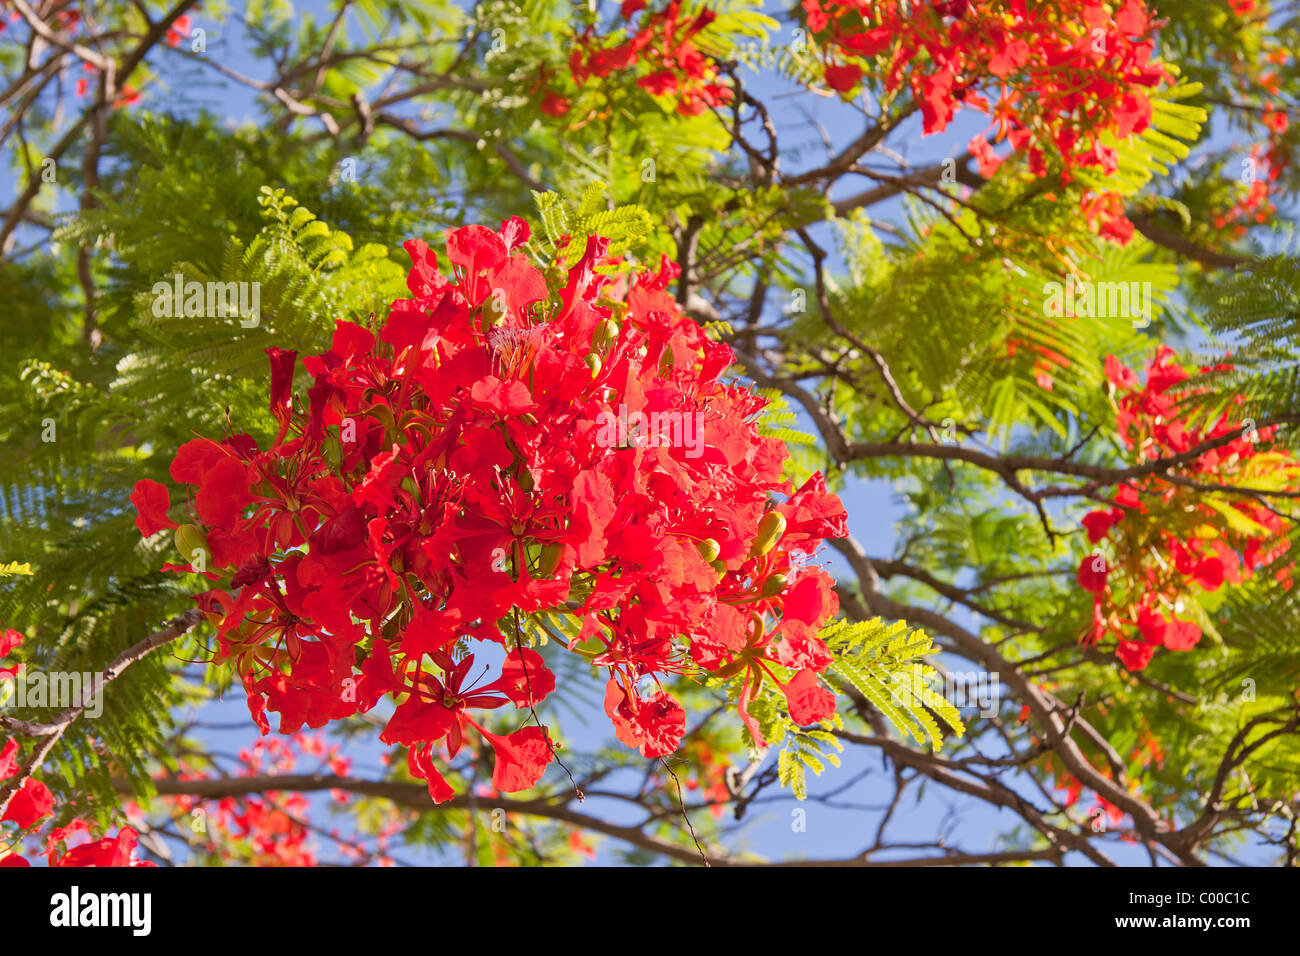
(1, 0, 1299, 868)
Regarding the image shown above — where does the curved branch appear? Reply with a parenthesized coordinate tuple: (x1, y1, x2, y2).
(0, 608, 204, 819)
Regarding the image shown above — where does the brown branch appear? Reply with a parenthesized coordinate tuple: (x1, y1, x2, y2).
(1127, 212, 1249, 269)
(831, 152, 982, 216)
(127, 772, 1067, 867)
(827, 532, 1205, 865)
(0, 608, 204, 819)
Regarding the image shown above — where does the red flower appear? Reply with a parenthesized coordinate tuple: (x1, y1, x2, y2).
(113, 84, 141, 108)
(265, 347, 298, 421)
(47, 821, 155, 867)
(1135, 604, 1168, 645)
(540, 92, 571, 116)
(481, 724, 554, 792)
(0, 628, 22, 659)
(138, 215, 848, 796)
(2, 777, 54, 829)
(0, 738, 20, 779)
(1163, 617, 1202, 652)
(1116, 639, 1156, 671)
(1082, 346, 1298, 669)
(165, 14, 192, 48)
(194, 457, 251, 528)
(781, 669, 836, 725)
(824, 63, 862, 93)
(372, 647, 556, 799)
(1105, 354, 1139, 390)
(778, 473, 848, 551)
(569, 1, 733, 116)
(988, 39, 1030, 78)
(1082, 509, 1122, 543)
(638, 70, 679, 96)
(969, 134, 1002, 177)
(605, 679, 686, 758)
(130, 479, 177, 536)
(1077, 554, 1109, 593)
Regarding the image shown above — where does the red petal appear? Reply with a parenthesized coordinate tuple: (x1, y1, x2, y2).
(130, 479, 176, 536)
(1, 777, 54, 828)
(484, 725, 554, 792)
(782, 669, 837, 725)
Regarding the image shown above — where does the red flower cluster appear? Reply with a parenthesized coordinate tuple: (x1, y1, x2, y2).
(1077, 348, 1298, 670)
(805, 0, 1170, 242)
(32, 821, 156, 867)
(1211, 9, 1292, 235)
(144, 734, 380, 866)
(555, 0, 733, 117)
(1, 740, 54, 833)
(134, 216, 847, 803)
(1214, 143, 1280, 235)
(165, 14, 192, 49)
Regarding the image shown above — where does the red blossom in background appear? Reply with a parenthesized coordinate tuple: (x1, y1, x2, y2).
(132, 733, 387, 866)
(1209, 6, 1292, 234)
(1077, 348, 1298, 669)
(554, 1, 734, 118)
(805, 0, 1174, 243)
(132, 216, 847, 803)
(165, 14, 192, 49)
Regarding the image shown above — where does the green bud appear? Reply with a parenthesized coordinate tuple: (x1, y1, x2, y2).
(322, 433, 343, 471)
(536, 542, 564, 579)
(593, 318, 619, 351)
(585, 352, 602, 377)
(748, 510, 787, 558)
(483, 289, 509, 330)
(174, 523, 208, 561)
(695, 538, 721, 563)
(760, 573, 788, 598)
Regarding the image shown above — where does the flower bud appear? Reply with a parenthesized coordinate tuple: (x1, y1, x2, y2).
(536, 542, 564, 579)
(695, 537, 721, 563)
(760, 573, 787, 598)
(322, 433, 343, 471)
(748, 510, 787, 558)
(585, 352, 602, 377)
(174, 523, 209, 562)
(593, 317, 619, 351)
(482, 290, 509, 330)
